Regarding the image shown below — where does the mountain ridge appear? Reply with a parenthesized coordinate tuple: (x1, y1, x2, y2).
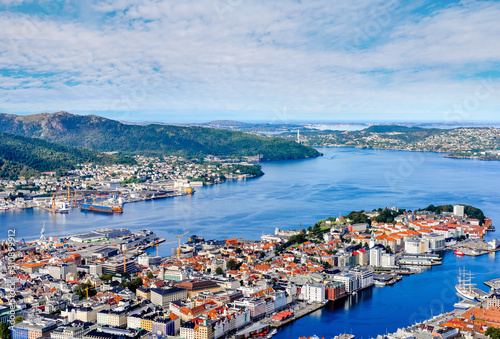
(0, 131, 134, 180)
(0, 112, 321, 160)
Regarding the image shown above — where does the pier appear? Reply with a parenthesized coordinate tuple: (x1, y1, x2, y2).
(270, 302, 326, 328)
(484, 278, 500, 290)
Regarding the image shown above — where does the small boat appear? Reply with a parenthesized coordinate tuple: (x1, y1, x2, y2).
(374, 280, 387, 287)
(454, 249, 464, 256)
(267, 329, 277, 337)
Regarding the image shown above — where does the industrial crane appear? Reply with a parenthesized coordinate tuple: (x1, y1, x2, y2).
(81, 283, 95, 299)
(176, 231, 188, 259)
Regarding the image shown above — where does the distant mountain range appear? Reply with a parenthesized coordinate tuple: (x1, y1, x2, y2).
(0, 132, 134, 180)
(0, 112, 321, 161)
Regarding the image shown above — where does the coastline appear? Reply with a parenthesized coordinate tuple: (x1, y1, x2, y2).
(306, 145, 500, 161)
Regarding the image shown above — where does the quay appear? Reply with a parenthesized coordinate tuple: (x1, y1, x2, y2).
(269, 301, 327, 328)
(484, 278, 500, 290)
(447, 238, 500, 257)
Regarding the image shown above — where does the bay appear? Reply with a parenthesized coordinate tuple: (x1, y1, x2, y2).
(1, 147, 500, 338)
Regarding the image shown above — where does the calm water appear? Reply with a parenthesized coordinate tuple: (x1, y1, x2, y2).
(1, 147, 500, 338)
(274, 250, 500, 339)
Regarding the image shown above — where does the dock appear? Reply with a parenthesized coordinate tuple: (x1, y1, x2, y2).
(471, 287, 489, 299)
(484, 278, 500, 290)
(270, 302, 326, 328)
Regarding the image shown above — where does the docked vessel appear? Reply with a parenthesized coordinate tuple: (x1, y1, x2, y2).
(55, 201, 70, 213)
(79, 195, 123, 214)
(455, 268, 477, 300)
(42, 195, 69, 213)
(454, 249, 465, 256)
(454, 295, 480, 309)
(79, 202, 123, 214)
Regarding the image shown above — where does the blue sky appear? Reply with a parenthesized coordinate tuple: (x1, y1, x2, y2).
(0, 0, 499, 123)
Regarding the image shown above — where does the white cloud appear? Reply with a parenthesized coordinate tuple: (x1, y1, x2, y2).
(0, 0, 499, 121)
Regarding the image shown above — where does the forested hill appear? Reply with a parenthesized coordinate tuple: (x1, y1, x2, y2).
(0, 112, 321, 160)
(0, 132, 135, 179)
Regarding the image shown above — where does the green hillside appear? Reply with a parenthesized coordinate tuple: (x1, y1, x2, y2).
(0, 132, 135, 179)
(0, 112, 321, 160)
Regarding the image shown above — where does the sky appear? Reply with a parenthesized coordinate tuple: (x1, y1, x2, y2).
(0, 0, 499, 123)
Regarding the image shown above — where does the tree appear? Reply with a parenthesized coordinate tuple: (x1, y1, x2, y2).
(0, 322, 11, 339)
(385, 245, 393, 254)
(119, 277, 143, 293)
(100, 273, 113, 282)
(485, 327, 500, 339)
(227, 259, 237, 271)
(235, 248, 242, 254)
(14, 315, 24, 324)
(215, 267, 223, 275)
(147, 271, 154, 279)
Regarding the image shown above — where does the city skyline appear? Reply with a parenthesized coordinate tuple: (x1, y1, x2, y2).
(1, 0, 499, 123)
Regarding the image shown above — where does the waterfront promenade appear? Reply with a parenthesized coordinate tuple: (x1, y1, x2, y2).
(270, 302, 327, 328)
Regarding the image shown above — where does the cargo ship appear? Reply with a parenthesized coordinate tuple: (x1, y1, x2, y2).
(79, 202, 123, 214)
(79, 195, 124, 214)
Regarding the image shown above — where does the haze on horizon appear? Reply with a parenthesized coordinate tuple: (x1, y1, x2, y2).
(0, 0, 499, 123)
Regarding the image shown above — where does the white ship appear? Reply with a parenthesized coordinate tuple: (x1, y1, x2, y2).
(455, 268, 477, 300)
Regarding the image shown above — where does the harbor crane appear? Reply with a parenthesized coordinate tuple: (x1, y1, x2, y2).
(176, 231, 188, 258)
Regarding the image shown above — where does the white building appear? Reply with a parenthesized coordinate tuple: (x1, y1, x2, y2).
(369, 247, 382, 267)
(350, 268, 374, 289)
(405, 239, 423, 254)
(453, 205, 464, 218)
(89, 264, 102, 276)
(163, 268, 188, 282)
(97, 310, 108, 326)
(425, 234, 446, 251)
(333, 274, 358, 294)
(301, 284, 325, 303)
(270, 291, 288, 311)
(381, 253, 395, 267)
(227, 308, 251, 330)
(127, 315, 141, 329)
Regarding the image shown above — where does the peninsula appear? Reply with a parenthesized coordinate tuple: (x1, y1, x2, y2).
(1, 204, 496, 339)
(280, 125, 500, 161)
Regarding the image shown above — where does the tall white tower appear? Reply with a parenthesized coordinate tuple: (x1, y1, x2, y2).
(369, 231, 375, 249)
(297, 130, 300, 143)
(40, 222, 46, 241)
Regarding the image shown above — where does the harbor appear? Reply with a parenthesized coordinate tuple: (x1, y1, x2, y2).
(2, 147, 500, 339)
(449, 238, 500, 257)
(1, 187, 195, 214)
(270, 302, 328, 328)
